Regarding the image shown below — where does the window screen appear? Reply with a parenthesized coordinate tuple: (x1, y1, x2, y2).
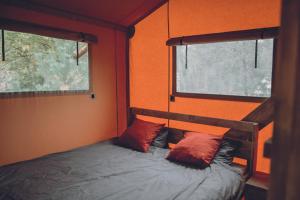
(0, 30, 89, 94)
(176, 39, 274, 98)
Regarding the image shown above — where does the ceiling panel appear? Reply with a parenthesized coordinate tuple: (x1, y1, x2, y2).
(25, 0, 167, 26)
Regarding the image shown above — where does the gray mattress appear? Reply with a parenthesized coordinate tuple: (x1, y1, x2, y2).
(0, 140, 245, 200)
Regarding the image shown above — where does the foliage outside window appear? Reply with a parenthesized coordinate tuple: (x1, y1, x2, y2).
(175, 39, 274, 99)
(0, 30, 89, 94)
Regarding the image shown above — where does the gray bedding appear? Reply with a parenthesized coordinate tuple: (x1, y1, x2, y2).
(0, 140, 245, 200)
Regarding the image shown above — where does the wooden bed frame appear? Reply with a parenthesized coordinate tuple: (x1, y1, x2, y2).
(129, 107, 259, 178)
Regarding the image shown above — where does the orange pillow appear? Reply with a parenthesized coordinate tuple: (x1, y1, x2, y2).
(118, 118, 165, 152)
(167, 132, 222, 167)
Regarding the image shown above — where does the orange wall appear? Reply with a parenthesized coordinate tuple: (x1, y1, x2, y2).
(130, 0, 281, 173)
(0, 5, 127, 165)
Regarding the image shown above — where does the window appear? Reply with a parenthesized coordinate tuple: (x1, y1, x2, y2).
(0, 30, 90, 95)
(174, 37, 275, 101)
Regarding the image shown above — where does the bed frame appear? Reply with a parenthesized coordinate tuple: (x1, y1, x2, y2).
(129, 107, 259, 178)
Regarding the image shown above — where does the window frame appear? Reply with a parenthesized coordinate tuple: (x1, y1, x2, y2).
(0, 29, 93, 98)
(172, 28, 278, 102)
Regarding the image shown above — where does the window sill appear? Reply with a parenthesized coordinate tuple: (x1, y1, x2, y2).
(0, 90, 92, 99)
(172, 92, 268, 103)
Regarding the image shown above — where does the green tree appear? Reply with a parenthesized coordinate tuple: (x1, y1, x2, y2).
(0, 30, 89, 93)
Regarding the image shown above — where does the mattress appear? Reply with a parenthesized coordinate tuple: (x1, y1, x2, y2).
(0, 140, 245, 200)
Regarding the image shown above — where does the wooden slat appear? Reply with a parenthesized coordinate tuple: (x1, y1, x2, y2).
(224, 136, 253, 159)
(166, 27, 279, 46)
(131, 107, 258, 132)
(0, 18, 97, 43)
(249, 126, 259, 176)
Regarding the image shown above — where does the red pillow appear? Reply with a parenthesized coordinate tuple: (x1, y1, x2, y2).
(118, 118, 165, 152)
(167, 132, 222, 167)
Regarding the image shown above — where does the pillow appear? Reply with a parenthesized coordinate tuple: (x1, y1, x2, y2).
(151, 129, 168, 148)
(168, 143, 176, 149)
(213, 138, 240, 165)
(117, 118, 164, 152)
(167, 132, 222, 168)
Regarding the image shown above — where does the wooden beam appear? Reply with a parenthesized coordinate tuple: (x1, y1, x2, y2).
(129, 0, 168, 26)
(224, 98, 275, 140)
(269, 0, 300, 199)
(0, 0, 128, 32)
(0, 18, 97, 43)
(131, 107, 258, 132)
(166, 27, 280, 46)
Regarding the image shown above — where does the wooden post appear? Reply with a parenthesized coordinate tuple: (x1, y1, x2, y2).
(268, 0, 300, 199)
(249, 125, 259, 177)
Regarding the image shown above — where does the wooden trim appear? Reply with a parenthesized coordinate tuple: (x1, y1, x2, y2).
(0, 0, 128, 32)
(166, 27, 280, 46)
(130, 0, 168, 26)
(173, 92, 268, 103)
(131, 107, 258, 132)
(0, 18, 97, 43)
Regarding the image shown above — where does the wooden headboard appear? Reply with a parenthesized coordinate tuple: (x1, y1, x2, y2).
(129, 107, 259, 178)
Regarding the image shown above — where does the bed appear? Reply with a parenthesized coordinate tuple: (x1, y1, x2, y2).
(0, 107, 259, 200)
(0, 140, 245, 200)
